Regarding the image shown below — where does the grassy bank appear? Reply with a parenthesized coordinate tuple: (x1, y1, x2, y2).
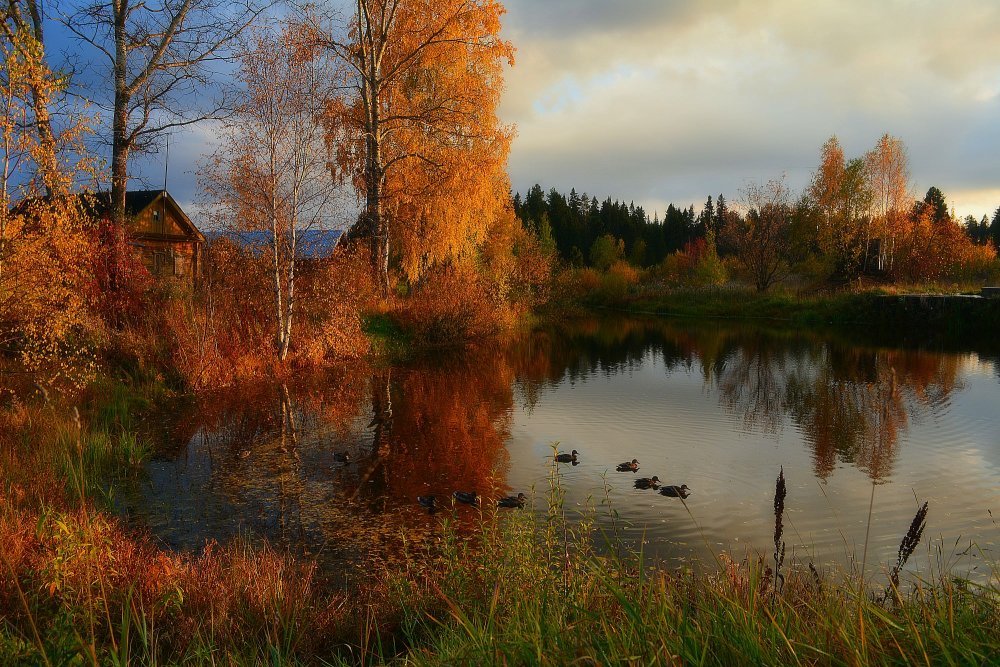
(2, 405, 997, 664)
(559, 280, 1000, 350)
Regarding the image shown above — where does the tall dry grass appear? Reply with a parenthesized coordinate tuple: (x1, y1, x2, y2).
(0, 400, 367, 664)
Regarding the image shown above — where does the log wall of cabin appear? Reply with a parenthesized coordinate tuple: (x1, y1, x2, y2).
(128, 196, 201, 283)
(131, 197, 190, 238)
(130, 238, 200, 282)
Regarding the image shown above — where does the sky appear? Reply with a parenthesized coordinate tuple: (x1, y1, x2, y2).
(56, 0, 1000, 222)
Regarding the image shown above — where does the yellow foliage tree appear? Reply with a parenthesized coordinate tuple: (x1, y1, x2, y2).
(1, 18, 98, 391)
(320, 0, 514, 293)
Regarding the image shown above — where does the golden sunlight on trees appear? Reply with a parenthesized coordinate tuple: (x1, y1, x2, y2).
(0, 0, 58, 197)
(864, 133, 910, 274)
(319, 0, 515, 294)
(201, 22, 344, 361)
(1, 13, 98, 390)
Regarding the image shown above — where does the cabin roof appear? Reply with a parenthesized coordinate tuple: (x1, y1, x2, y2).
(11, 189, 204, 243)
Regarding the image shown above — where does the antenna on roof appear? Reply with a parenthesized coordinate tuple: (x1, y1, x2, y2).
(163, 134, 170, 193)
(161, 134, 169, 235)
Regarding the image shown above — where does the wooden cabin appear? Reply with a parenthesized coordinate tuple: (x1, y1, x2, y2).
(117, 190, 205, 283)
(10, 189, 205, 284)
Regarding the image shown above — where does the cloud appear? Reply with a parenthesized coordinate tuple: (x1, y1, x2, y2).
(501, 0, 1000, 218)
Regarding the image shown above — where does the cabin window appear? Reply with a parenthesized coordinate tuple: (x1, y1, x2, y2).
(173, 254, 188, 277)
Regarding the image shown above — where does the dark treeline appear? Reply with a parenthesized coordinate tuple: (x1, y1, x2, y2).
(514, 181, 1000, 276)
(512, 184, 732, 268)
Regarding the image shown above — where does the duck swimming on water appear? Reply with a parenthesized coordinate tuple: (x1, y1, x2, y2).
(555, 449, 579, 464)
(453, 490, 478, 505)
(498, 493, 527, 508)
(417, 495, 437, 510)
(616, 459, 639, 472)
(659, 484, 690, 498)
(633, 476, 660, 490)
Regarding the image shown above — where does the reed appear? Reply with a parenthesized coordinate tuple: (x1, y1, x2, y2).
(889, 501, 929, 592)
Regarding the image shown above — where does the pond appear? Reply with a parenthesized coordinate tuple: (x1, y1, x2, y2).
(115, 317, 1000, 585)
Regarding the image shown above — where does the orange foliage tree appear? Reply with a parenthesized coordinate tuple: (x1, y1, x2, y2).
(319, 0, 515, 294)
(1, 15, 99, 390)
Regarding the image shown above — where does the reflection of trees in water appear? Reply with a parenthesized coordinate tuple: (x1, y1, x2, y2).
(509, 317, 702, 412)
(783, 348, 964, 480)
(510, 318, 969, 482)
(380, 348, 513, 500)
(146, 351, 514, 578)
(714, 333, 789, 435)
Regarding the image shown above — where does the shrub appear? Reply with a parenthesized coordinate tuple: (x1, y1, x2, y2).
(575, 267, 602, 293)
(397, 262, 504, 346)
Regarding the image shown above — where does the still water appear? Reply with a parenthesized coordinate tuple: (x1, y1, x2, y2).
(118, 318, 1000, 583)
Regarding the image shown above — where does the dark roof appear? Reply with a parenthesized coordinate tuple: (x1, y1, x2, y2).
(11, 189, 189, 219)
(206, 229, 343, 259)
(11, 189, 205, 243)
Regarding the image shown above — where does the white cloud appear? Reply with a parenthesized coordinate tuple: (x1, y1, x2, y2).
(502, 0, 1000, 219)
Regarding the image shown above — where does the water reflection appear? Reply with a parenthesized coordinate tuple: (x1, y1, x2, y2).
(124, 317, 1000, 579)
(510, 319, 969, 482)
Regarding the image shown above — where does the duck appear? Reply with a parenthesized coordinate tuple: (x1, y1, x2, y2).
(659, 484, 690, 498)
(616, 459, 640, 472)
(633, 476, 660, 490)
(417, 495, 437, 510)
(452, 490, 478, 505)
(554, 449, 579, 463)
(498, 493, 527, 508)
(333, 451, 352, 463)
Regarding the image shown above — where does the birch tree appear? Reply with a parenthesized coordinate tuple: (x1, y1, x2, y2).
(201, 23, 343, 361)
(319, 0, 514, 295)
(865, 133, 910, 272)
(1, 0, 60, 196)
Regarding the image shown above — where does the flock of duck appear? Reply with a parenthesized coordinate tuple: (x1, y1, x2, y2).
(415, 449, 690, 513)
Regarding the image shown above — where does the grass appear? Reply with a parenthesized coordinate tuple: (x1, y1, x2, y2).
(368, 458, 999, 666)
(362, 312, 414, 361)
(1, 398, 998, 665)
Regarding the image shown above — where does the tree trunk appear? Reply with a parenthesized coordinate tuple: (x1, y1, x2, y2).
(111, 0, 130, 227)
(358, 0, 389, 297)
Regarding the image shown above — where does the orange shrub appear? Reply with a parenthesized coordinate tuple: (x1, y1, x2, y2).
(659, 251, 693, 284)
(397, 262, 504, 346)
(162, 241, 373, 389)
(576, 267, 602, 292)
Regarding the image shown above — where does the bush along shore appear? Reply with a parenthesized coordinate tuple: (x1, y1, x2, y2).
(2, 413, 998, 665)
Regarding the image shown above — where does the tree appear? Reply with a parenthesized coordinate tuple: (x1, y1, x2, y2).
(0, 22, 98, 388)
(991, 206, 1000, 249)
(806, 138, 871, 278)
(864, 134, 909, 272)
(807, 136, 847, 271)
(726, 176, 792, 292)
(320, 0, 514, 295)
(201, 22, 342, 361)
(64, 0, 268, 227)
(963, 214, 990, 245)
(1, 0, 59, 196)
(589, 234, 623, 271)
(915, 186, 950, 225)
